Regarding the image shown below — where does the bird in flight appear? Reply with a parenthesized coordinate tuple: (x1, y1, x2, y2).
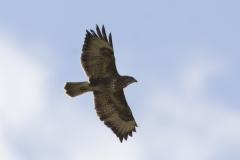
(64, 25, 138, 142)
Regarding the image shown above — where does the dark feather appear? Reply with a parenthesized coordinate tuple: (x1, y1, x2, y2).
(133, 127, 136, 132)
(90, 29, 97, 37)
(99, 113, 113, 121)
(129, 131, 132, 137)
(96, 25, 103, 39)
(86, 30, 91, 35)
(124, 133, 128, 140)
(112, 126, 117, 133)
(102, 25, 108, 42)
(119, 136, 123, 143)
(104, 121, 114, 127)
(109, 33, 113, 48)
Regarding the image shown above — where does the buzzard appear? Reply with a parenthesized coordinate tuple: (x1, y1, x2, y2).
(64, 25, 138, 142)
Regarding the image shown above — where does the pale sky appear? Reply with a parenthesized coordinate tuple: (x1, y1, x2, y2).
(1, 0, 240, 160)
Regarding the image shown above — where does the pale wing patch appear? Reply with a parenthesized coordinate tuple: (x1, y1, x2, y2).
(91, 37, 113, 51)
(84, 37, 113, 55)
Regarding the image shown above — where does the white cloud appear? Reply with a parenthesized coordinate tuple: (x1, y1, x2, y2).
(0, 30, 48, 129)
(140, 50, 240, 160)
(0, 30, 48, 160)
(0, 131, 22, 160)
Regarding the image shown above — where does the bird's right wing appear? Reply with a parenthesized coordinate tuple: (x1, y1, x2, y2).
(93, 90, 137, 142)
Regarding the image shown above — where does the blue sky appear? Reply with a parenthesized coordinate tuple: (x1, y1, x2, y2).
(1, 0, 240, 160)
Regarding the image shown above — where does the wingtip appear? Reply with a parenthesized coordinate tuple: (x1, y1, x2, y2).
(96, 24, 100, 31)
(119, 136, 123, 143)
(101, 25, 108, 42)
(132, 127, 136, 132)
(86, 30, 90, 34)
(87, 24, 113, 48)
(109, 32, 113, 48)
(124, 133, 128, 140)
(129, 131, 132, 137)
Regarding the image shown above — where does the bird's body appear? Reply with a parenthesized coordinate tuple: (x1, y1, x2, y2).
(64, 25, 137, 142)
(90, 76, 136, 91)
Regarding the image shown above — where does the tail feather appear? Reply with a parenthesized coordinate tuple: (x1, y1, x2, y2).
(64, 81, 90, 97)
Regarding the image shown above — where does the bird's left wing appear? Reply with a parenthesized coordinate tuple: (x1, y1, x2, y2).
(81, 25, 119, 78)
(93, 90, 138, 142)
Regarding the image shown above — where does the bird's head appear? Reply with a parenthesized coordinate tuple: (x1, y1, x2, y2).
(124, 76, 137, 86)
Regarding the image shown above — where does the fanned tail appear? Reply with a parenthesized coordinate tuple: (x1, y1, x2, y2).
(64, 81, 90, 97)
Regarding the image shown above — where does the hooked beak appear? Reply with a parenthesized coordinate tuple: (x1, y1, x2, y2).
(134, 79, 138, 83)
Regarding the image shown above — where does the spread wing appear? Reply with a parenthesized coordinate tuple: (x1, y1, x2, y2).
(81, 25, 120, 78)
(93, 90, 138, 142)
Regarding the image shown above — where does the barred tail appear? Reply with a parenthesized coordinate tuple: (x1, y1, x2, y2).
(64, 81, 90, 97)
